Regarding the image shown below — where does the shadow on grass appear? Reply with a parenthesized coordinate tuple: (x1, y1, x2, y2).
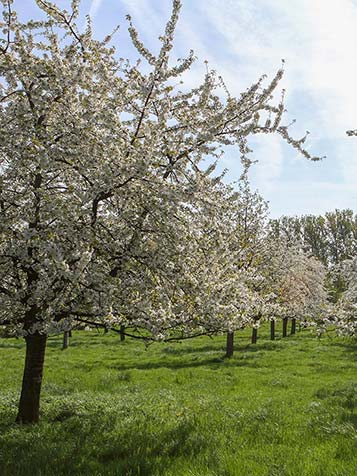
(2, 330, 308, 351)
(162, 344, 225, 355)
(0, 335, 109, 350)
(342, 412, 357, 429)
(240, 341, 286, 352)
(106, 353, 263, 372)
(160, 339, 285, 356)
(328, 340, 357, 361)
(0, 411, 209, 476)
(46, 334, 111, 349)
(0, 339, 23, 349)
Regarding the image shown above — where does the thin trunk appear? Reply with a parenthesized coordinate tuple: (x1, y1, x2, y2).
(270, 320, 275, 340)
(282, 317, 288, 338)
(225, 331, 234, 358)
(16, 333, 47, 424)
(62, 331, 69, 350)
(68, 330, 72, 338)
(120, 325, 125, 342)
(291, 318, 296, 335)
(251, 327, 258, 344)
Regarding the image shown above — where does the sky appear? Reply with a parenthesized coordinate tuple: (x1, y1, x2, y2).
(16, 0, 357, 217)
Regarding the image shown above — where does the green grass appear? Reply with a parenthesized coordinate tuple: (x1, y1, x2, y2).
(1, 326, 357, 475)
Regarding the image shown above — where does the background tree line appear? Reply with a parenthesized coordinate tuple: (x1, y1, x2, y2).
(269, 209, 357, 267)
(269, 209, 357, 302)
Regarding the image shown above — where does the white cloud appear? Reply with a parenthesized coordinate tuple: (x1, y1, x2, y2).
(110, 0, 357, 215)
(249, 136, 284, 193)
(119, 0, 168, 45)
(89, 0, 103, 19)
(268, 181, 357, 217)
(198, 0, 357, 181)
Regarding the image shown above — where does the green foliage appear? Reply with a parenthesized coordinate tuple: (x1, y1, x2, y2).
(1, 329, 357, 475)
(270, 209, 357, 267)
(326, 272, 347, 304)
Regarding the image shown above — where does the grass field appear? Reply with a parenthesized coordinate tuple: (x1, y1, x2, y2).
(1, 326, 357, 476)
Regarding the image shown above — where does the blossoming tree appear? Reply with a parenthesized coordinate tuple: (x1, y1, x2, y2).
(332, 257, 357, 336)
(218, 176, 271, 356)
(268, 241, 328, 336)
(0, 0, 319, 423)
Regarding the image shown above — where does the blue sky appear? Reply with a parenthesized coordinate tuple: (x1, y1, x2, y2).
(17, 0, 357, 217)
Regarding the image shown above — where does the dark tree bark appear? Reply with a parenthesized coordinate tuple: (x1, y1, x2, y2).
(291, 318, 296, 335)
(251, 327, 258, 344)
(120, 325, 125, 342)
(62, 331, 70, 350)
(282, 317, 288, 337)
(270, 320, 275, 340)
(225, 331, 234, 358)
(16, 333, 47, 424)
(68, 330, 72, 338)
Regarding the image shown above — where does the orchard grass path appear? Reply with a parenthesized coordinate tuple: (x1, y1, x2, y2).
(1, 326, 357, 476)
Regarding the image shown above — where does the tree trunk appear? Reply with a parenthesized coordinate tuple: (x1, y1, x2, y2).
(291, 318, 296, 335)
(282, 317, 288, 337)
(251, 327, 258, 344)
(120, 325, 125, 342)
(225, 331, 234, 358)
(270, 320, 275, 340)
(16, 333, 47, 424)
(62, 331, 70, 350)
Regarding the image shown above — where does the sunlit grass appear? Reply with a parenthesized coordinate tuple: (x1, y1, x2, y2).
(1, 326, 357, 475)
